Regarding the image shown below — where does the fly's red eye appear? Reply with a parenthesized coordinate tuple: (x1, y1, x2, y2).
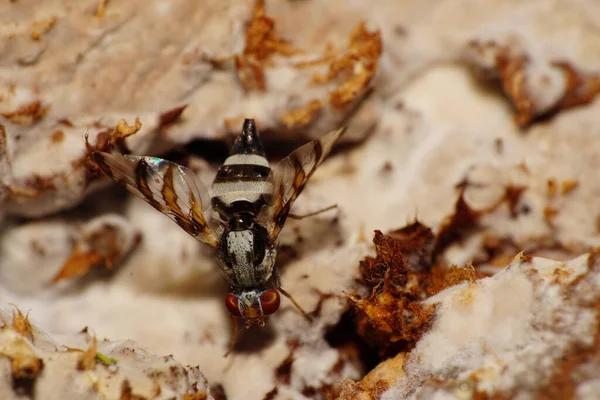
(225, 294, 242, 317)
(259, 290, 280, 315)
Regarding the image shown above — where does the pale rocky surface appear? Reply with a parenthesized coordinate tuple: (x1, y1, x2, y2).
(384, 252, 600, 399)
(0, 309, 211, 399)
(1, 1, 600, 400)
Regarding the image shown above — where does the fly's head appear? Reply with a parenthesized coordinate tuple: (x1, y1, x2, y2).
(224, 288, 281, 327)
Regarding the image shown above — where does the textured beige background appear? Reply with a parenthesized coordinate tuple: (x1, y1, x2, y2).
(2, 1, 600, 399)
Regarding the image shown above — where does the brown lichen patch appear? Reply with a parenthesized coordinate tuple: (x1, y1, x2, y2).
(210, 1, 381, 109)
(243, 0, 301, 62)
(3, 173, 60, 199)
(1, 100, 49, 125)
(313, 23, 382, 110)
(466, 40, 600, 127)
(229, 0, 302, 92)
(350, 218, 494, 356)
(435, 182, 527, 256)
(336, 353, 405, 400)
(87, 117, 142, 154)
(31, 16, 58, 41)
(428, 264, 486, 296)
(281, 99, 323, 129)
(84, 117, 142, 178)
(120, 379, 147, 400)
(0, 330, 45, 380)
(275, 351, 295, 385)
(561, 179, 579, 195)
(182, 392, 208, 400)
(349, 224, 439, 355)
(209, 383, 227, 400)
(235, 57, 266, 92)
(552, 61, 600, 111)
(435, 188, 482, 256)
(534, 253, 600, 398)
(51, 129, 65, 143)
(77, 337, 97, 371)
(543, 205, 559, 227)
(262, 387, 278, 400)
(547, 177, 558, 198)
(52, 224, 139, 283)
(158, 105, 187, 134)
(11, 308, 33, 342)
(96, 0, 109, 20)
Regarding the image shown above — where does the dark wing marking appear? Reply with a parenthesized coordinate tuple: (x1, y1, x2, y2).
(267, 127, 346, 240)
(91, 152, 220, 247)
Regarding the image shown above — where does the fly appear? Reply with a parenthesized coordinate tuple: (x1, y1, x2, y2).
(91, 119, 345, 350)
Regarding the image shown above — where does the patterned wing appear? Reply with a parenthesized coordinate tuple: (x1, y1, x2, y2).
(267, 127, 345, 240)
(91, 152, 220, 247)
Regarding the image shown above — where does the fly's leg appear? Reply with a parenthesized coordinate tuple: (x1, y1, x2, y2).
(274, 269, 313, 322)
(224, 315, 241, 358)
(288, 204, 338, 220)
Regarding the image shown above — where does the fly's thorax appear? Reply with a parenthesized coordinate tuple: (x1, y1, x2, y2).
(217, 213, 276, 288)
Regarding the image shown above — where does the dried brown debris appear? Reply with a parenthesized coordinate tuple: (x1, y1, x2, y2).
(84, 117, 142, 178)
(120, 379, 147, 400)
(232, 0, 302, 92)
(349, 181, 532, 356)
(158, 105, 187, 134)
(465, 40, 600, 127)
(1, 100, 49, 126)
(349, 223, 440, 356)
(31, 17, 58, 41)
(11, 308, 34, 343)
(182, 392, 208, 400)
(435, 182, 527, 256)
(242, 0, 301, 62)
(0, 327, 45, 381)
(281, 99, 323, 129)
(336, 353, 405, 400)
(77, 336, 98, 371)
(214, 0, 382, 115)
(313, 22, 383, 110)
(52, 223, 140, 283)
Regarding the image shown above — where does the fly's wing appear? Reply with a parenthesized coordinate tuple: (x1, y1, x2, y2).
(91, 152, 220, 247)
(267, 127, 345, 240)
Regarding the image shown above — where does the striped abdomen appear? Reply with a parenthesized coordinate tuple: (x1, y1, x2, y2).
(211, 152, 274, 219)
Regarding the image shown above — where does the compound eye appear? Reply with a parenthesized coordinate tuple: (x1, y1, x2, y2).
(224, 294, 242, 317)
(259, 290, 280, 315)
